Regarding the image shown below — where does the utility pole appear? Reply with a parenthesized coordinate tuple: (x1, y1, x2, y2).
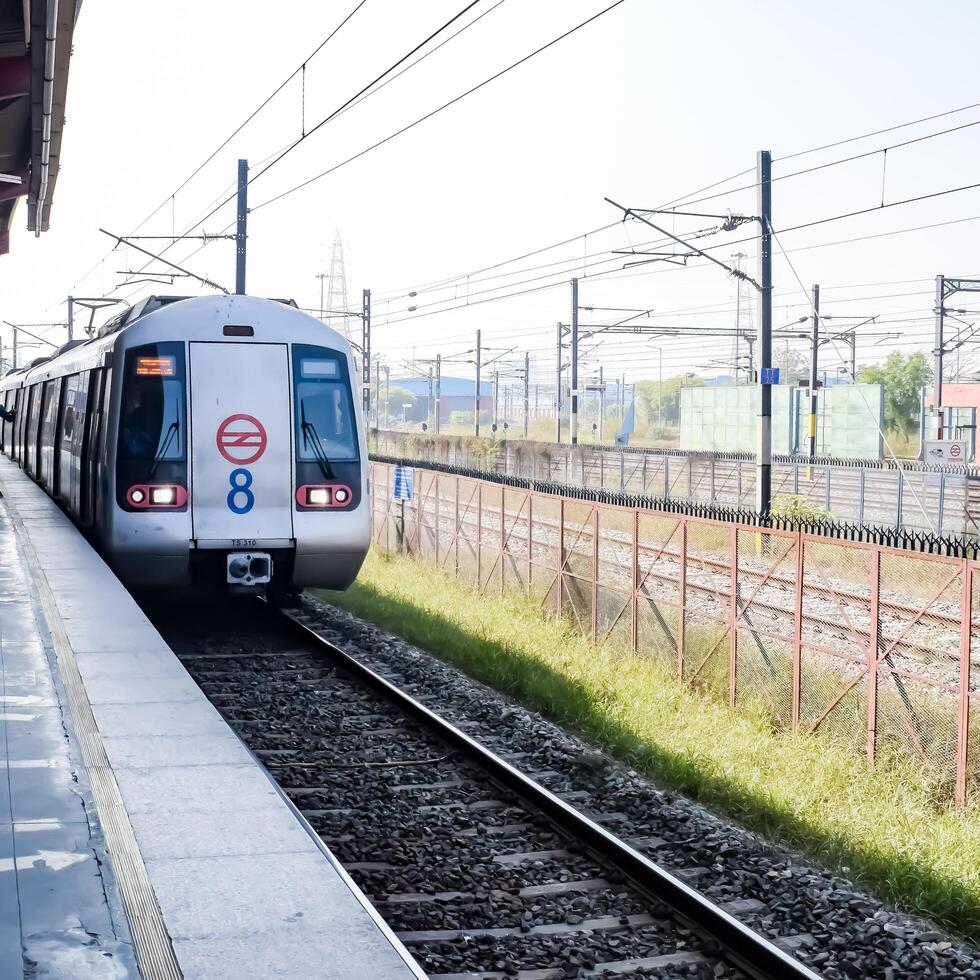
(474, 328, 482, 437)
(555, 322, 563, 443)
(316, 272, 327, 321)
(435, 353, 442, 434)
(374, 359, 381, 428)
(657, 347, 663, 428)
(11, 327, 16, 369)
(384, 365, 391, 428)
(620, 372, 626, 423)
(756, 149, 773, 517)
(933, 275, 945, 441)
(361, 289, 371, 420)
(598, 365, 605, 442)
(733, 252, 747, 383)
(492, 368, 500, 428)
(235, 159, 248, 294)
(523, 351, 530, 438)
(809, 284, 820, 459)
(427, 367, 434, 428)
(67, 296, 74, 342)
(570, 278, 579, 445)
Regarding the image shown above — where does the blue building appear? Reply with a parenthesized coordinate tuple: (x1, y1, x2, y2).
(391, 375, 493, 423)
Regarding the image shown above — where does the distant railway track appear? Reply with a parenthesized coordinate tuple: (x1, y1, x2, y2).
(388, 492, 970, 690)
(158, 601, 821, 980)
(373, 433, 980, 537)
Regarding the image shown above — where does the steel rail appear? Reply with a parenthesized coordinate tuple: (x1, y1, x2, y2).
(279, 608, 823, 980)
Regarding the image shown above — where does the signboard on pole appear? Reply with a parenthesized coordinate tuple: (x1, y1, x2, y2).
(923, 439, 970, 465)
(760, 367, 780, 385)
(393, 466, 414, 500)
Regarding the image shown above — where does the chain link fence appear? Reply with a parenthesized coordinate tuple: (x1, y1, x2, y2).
(372, 431, 978, 538)
(370, 459, 980, 804)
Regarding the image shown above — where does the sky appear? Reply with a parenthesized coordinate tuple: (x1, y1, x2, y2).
(3, 0, 980, 395)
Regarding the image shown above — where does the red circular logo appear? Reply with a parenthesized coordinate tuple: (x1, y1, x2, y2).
(216, 414, 267, 465)
(950, 444, 962, 458)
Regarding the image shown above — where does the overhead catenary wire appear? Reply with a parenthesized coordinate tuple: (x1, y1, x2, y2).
(249, 0, 631, 215)
(113, 0, 502, 298)
(60, 1, 371, 304)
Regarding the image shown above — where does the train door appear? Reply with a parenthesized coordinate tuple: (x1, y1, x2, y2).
(188, 342, 293, 543)
(79, 368, 104, 527)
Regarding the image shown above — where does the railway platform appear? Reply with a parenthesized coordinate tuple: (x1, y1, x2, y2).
(0, 456, 423, 979)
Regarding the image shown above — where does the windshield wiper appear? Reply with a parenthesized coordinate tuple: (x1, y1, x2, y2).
(149, 401, 180, 478)
(301, 399, 335, 481)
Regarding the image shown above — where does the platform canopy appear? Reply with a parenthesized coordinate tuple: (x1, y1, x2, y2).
(0, 0, 81, 255)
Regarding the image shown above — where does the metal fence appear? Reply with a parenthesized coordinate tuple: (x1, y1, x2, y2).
(371, 431, 978, 538)
(370, 459, 980, 804)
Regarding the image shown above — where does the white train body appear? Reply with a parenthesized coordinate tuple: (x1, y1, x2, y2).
(0, 295, 370, 594)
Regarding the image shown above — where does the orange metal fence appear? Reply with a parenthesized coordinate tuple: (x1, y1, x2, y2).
(370, 461, 980, 804)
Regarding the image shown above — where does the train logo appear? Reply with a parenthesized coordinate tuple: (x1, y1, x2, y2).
(216, 414, 268, 465)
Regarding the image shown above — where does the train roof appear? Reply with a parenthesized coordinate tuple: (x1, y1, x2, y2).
(0, 295, 344, 391)
(96, 294, 300, 338)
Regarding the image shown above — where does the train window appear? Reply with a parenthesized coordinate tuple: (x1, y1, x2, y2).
(292, 345, 359, 464)
(117, 343, 186, 463)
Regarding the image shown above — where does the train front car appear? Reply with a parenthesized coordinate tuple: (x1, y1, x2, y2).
(106, 295, 369, 597)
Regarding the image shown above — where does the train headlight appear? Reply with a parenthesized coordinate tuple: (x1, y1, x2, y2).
(295, 485, 353, 509)
(126, 484, 186, 509)
(151, 486, 177, 506)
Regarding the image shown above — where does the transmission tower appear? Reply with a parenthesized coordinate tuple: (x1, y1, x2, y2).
(325, 231, 352, 342)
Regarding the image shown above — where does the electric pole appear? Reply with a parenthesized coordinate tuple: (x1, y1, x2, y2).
(435, 353, 442, 434)
(570, 278, 579, 445)
(523, 352, 530, 438)
(555, 322, 563, 443)
(67, 296, 73, 341)
(492, 368, 499, 429)
(361, 289, 371, 419)
(374, 359, 381, 428)
(316, 273, 327, 321)
(427, 367, 434, 428)
(598, 365, 605, 442)
(235, 159, 248, 294)
(809, 284, 820, 459)
(756, 149, 773, 518)
(934, 274, 945, 441)
(474, 328, 482, 437)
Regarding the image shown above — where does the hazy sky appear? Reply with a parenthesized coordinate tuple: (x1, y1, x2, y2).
(3, 0, 980, 389)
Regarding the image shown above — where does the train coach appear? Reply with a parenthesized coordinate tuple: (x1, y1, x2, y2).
(0, 295, 370, 600)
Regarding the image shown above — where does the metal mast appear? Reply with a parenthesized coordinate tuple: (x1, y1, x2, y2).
(326, 231, 352, 342)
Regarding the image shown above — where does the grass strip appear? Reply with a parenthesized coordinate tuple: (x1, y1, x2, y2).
(320, 549, 980, 942)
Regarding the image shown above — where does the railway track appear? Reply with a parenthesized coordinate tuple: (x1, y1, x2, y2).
(390, 489, 969, 679)
(154, 599, 821, 980)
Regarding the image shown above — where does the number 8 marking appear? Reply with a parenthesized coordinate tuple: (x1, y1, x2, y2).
(227, 468, 255, 514)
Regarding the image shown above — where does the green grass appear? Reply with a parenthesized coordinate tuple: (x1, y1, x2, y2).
(321, 548, 980, 943)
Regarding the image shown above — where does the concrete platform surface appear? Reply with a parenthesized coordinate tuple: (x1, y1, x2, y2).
(0, 456, 423, 980)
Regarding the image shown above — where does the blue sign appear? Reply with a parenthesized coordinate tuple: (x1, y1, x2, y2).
(760, 367, 780, 385)
(393, 466, 414, 501)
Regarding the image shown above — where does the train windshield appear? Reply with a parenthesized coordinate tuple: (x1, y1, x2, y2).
(118, 342, 187, 463)
(292, 345, 358, 463)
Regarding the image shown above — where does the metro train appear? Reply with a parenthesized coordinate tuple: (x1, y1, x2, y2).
(0, 295, 370, 598)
